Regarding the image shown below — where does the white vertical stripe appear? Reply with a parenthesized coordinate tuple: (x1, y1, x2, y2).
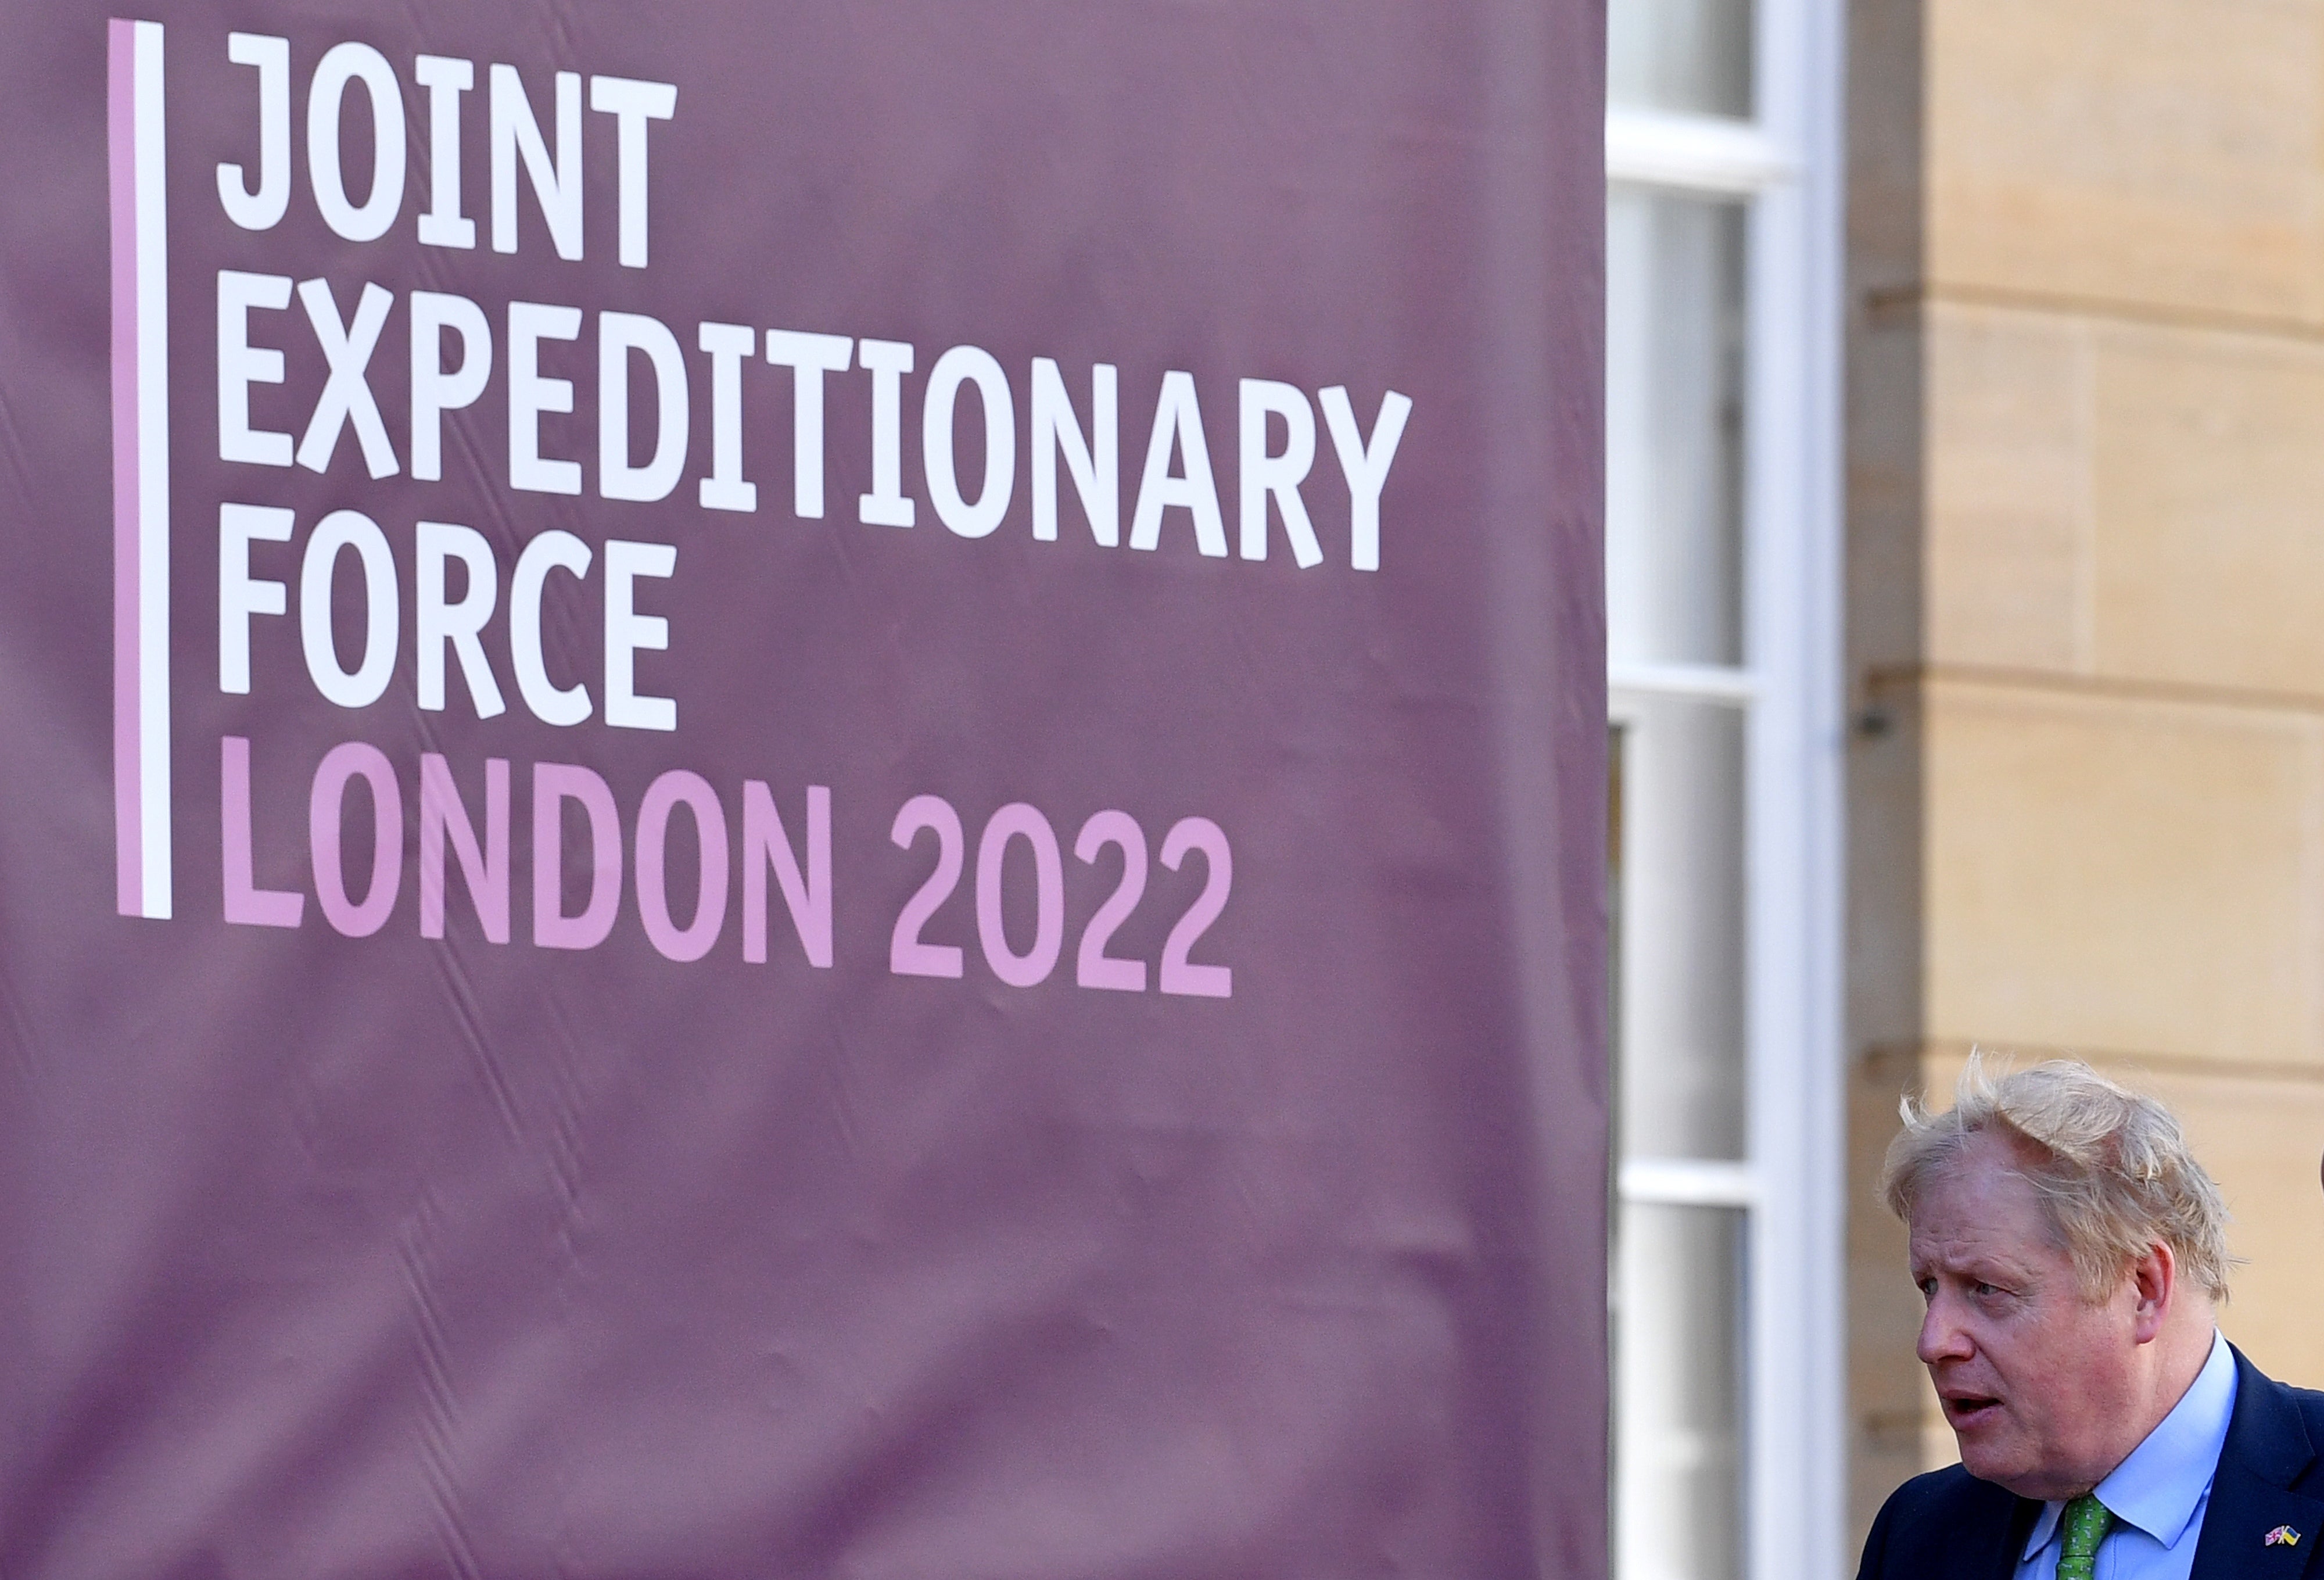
(133, 19, 170, 918)
(1739, 0, 1849, 1573)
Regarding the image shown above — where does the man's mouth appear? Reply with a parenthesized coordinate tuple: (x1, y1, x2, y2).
(1943, 1394, 2003, 1427)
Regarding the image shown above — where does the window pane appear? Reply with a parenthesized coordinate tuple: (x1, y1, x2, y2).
(1614, 1202, 1746, 1580)
(1611, 698, 1745, 1159)
(1608, 0, 1753, 118)
(1606, 190, 1746, 669)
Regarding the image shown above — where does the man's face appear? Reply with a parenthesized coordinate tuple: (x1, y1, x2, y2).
(1907, 1131, 2145, 1500)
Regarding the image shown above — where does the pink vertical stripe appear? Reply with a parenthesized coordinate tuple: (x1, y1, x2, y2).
(107, 17, 142, 916)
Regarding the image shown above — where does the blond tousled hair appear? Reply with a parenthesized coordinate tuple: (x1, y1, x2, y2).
(1880, 1054, 2234, 1302)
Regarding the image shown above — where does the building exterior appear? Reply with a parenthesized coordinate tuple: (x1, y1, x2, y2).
(1606, 0, 2324, 1573)
(1845, 0, 2324, 1545)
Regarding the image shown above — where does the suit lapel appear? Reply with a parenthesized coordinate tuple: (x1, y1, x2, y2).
(2190, 1351, 2323, 1580)
(2189, 1456, 2322, 1578)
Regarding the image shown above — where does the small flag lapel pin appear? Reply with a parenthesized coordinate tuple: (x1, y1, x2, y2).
(2265, 1525, 2300, 1547)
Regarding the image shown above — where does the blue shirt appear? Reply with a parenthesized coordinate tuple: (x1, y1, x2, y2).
(2013, 1330, 2238, 1580)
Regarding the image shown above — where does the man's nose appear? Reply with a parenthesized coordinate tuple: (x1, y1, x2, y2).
(1916, 1293, 1973, 1366)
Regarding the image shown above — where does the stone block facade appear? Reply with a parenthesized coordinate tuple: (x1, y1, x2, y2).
(1846, 0, 2324, 1543)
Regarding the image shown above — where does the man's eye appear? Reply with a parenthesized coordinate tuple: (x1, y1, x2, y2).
(1916, 1277, 1936, 1302)
(1974, 1281, 2003, 1298)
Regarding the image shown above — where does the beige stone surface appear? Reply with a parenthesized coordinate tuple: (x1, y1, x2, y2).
(1923, 682, 2324, 1064)
(1926, 303, 2094, 671)
(1849, 1048, 1953, 1545)
(1849, 687, 1927, 1051)
(1848, 312, 1928, 673)
(2090, 322, 2324, 694)
(1911, 304, 2324, 697)
(2132, 1065, 2324, 1386)
(1847, 0, 1927, 301)
(1841, 0, 2324, 1552)
(1927, 0, 2324, 320)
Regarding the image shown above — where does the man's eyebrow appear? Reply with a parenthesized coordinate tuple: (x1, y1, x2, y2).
(1912, 1245, 2027, 1280)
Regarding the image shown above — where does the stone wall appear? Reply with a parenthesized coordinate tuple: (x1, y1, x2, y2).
(1845, 0, 2324, 1545)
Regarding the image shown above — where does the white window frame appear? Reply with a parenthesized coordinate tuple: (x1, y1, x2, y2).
(1604, 0, 1848, 1574)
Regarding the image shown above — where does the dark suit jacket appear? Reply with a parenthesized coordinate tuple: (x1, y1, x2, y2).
(1856, 1348, 2324, 1578)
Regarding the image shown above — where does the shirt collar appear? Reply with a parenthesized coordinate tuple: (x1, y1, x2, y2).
(2020, 1328, 2239, 1560)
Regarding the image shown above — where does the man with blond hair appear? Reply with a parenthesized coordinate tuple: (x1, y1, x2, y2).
(1856, 1056, 2324, 1579)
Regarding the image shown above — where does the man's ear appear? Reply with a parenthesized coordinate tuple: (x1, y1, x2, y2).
(2130, 1241, 2177, 1343)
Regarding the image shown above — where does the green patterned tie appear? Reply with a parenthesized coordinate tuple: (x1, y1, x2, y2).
(2057, 1493, 2112, 1580)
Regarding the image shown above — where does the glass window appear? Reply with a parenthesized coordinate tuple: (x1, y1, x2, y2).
(1605, 174, 1752, 1576)
(1606, 191, 1747, 671)
(1612, 696, 1746, 1162)
(1605, 0, 1842, 1562)
(1605, 0, 1845, 1567)
(1608, 0, 1754, 118)
(1614, 1202, 1747, 1580)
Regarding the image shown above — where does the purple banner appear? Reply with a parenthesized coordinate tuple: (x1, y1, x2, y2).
(1, 3, 1606, 1575)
